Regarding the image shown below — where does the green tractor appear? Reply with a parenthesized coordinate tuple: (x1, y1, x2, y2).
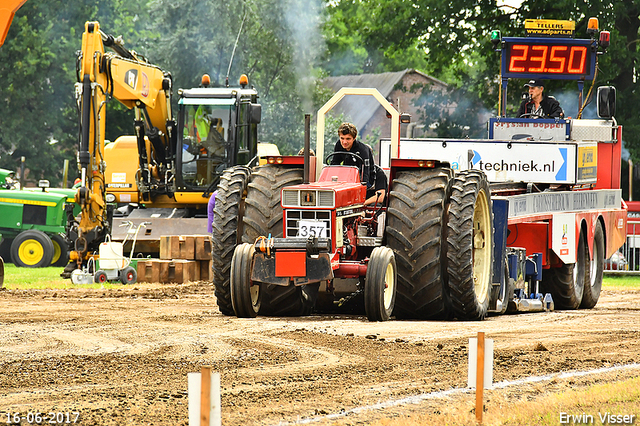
(0, 169, 75, 268)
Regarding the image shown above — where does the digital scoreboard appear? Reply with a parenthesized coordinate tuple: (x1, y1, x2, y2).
(501, 37, 597, 80)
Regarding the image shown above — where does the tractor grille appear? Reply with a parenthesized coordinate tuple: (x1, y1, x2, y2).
(281, 189, 335, 208)
(285, 209, 331, 238)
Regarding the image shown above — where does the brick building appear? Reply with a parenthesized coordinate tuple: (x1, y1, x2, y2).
(322, 69, 448, 160)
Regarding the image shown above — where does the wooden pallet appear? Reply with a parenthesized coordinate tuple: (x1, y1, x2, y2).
(136, 258, 212, 283)
(159, 235, 212, 260)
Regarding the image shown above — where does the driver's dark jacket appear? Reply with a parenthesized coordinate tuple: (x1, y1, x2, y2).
(517, 95, 563, 118)
(330, 139, 376, 188)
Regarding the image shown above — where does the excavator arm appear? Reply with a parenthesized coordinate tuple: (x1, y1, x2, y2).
(0, 0, 27, 48)
(65, 21, 176, 274)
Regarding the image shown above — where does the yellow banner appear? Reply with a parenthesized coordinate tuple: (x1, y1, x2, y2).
(525, 19, 575, 37)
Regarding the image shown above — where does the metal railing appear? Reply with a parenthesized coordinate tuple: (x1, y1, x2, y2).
(604, 220, 640, 273)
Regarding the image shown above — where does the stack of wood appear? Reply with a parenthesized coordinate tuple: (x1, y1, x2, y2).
(136, 235, 212, 283)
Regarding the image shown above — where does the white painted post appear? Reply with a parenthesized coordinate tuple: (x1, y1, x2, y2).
(188, 368, 221, 426)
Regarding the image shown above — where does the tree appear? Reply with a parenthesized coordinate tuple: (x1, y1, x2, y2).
(148, 0, 329, 155)
(0, 0, 149, 186)
(322, 0, 640, 162)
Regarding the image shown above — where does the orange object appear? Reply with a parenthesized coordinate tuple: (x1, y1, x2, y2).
(275, 251, 306, 277)
(0, 0, 27, 47)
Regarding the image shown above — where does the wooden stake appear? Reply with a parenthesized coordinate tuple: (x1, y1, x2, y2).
(476, 332, 485, 424)
(201, 366, 211, 426)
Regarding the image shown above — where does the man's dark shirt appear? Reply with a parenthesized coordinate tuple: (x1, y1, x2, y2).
(330, 139, 375, 188)
(367, 165, 388, 202)
(517, 95, 563, 118)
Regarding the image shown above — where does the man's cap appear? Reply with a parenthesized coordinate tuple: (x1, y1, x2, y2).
(524, 79, 545, 88)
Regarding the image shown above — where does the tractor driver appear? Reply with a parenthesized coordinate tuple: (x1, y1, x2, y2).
(330, 122, 386, 206)
(517, 79, 563, 118)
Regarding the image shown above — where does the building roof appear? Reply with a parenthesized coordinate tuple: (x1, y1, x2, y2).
(322, 69, 446, 133)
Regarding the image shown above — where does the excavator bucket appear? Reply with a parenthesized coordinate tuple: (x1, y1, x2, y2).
(0, 0, 27, 48)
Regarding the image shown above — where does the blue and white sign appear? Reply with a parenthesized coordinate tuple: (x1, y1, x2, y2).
(380, 139, 579, 184)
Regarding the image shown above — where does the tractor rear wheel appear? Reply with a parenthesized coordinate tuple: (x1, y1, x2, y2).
(364, 246, 397, 321)
(542, 228, 587, 309)
(446, 170, 493, 320)
(230, 243, 261, 318)
(386, 168, 453, 319)
(242, 165, 315, 316)
(580, 220, 604, 309)
(50, 233, 70, 267)
(10, 230, 54, 268)
(212, 166, 251, 316)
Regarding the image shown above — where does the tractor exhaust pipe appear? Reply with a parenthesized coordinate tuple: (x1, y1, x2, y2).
(303, 113, 311, 184)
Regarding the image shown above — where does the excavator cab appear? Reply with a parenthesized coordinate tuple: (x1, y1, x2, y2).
(179, 103, 231, 188)
(174, 84, 260, 193)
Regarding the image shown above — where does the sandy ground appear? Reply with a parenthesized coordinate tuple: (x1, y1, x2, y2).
(0, 282, 639, 425)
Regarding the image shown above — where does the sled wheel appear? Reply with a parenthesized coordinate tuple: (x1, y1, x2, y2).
(581, 221, 604, 308)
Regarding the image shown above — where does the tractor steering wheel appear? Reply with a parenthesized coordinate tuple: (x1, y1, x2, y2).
(519, 113, 542, 118)
(325, 152, 366, 184)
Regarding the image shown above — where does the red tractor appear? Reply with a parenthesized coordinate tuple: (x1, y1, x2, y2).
(227, 89, 493, 321)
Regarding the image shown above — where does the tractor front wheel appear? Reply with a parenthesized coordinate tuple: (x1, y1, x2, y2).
(365, 246, 397, 321)
(10, 230, 54, 268)
(230, 243, 261, 318)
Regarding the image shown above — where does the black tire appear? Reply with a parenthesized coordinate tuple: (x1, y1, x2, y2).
(119, 266, 137, 284)
(386, 168, 452, 319)
(230, 243, 261, 318)
(211, 166, 251, 316)
(491, 258, 514, 315)
(365, 246, 397, 321)
(10, 230, 54, 268)
(0, 256, 4, 288)
(94, 270, 108, 284)
(581, 220, 604, 309)
(0, 238, 13, 263)
(50, 233, 70, 267)
(259, 283, 319, 316)
(542, 228, 587, 309)
(446, 170, 493, 320)
(242, 165, 315, 316)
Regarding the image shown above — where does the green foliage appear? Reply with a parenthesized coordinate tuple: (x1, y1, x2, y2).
(321, 0, 640, 155)
(4, 0, 640, 180)
(0, 0, 149, 186)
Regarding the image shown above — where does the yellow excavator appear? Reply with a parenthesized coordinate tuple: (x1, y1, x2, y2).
(0, 0, 27, 48)
(63, 21, 269, 278)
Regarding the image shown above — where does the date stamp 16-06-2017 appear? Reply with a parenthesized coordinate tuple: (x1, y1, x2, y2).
(3, 412, 80, 425)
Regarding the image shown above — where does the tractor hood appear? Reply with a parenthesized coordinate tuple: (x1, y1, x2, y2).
(281, 180, 366, 209)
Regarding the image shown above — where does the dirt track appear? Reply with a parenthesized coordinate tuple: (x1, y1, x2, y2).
(0, 282, 639, 425)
